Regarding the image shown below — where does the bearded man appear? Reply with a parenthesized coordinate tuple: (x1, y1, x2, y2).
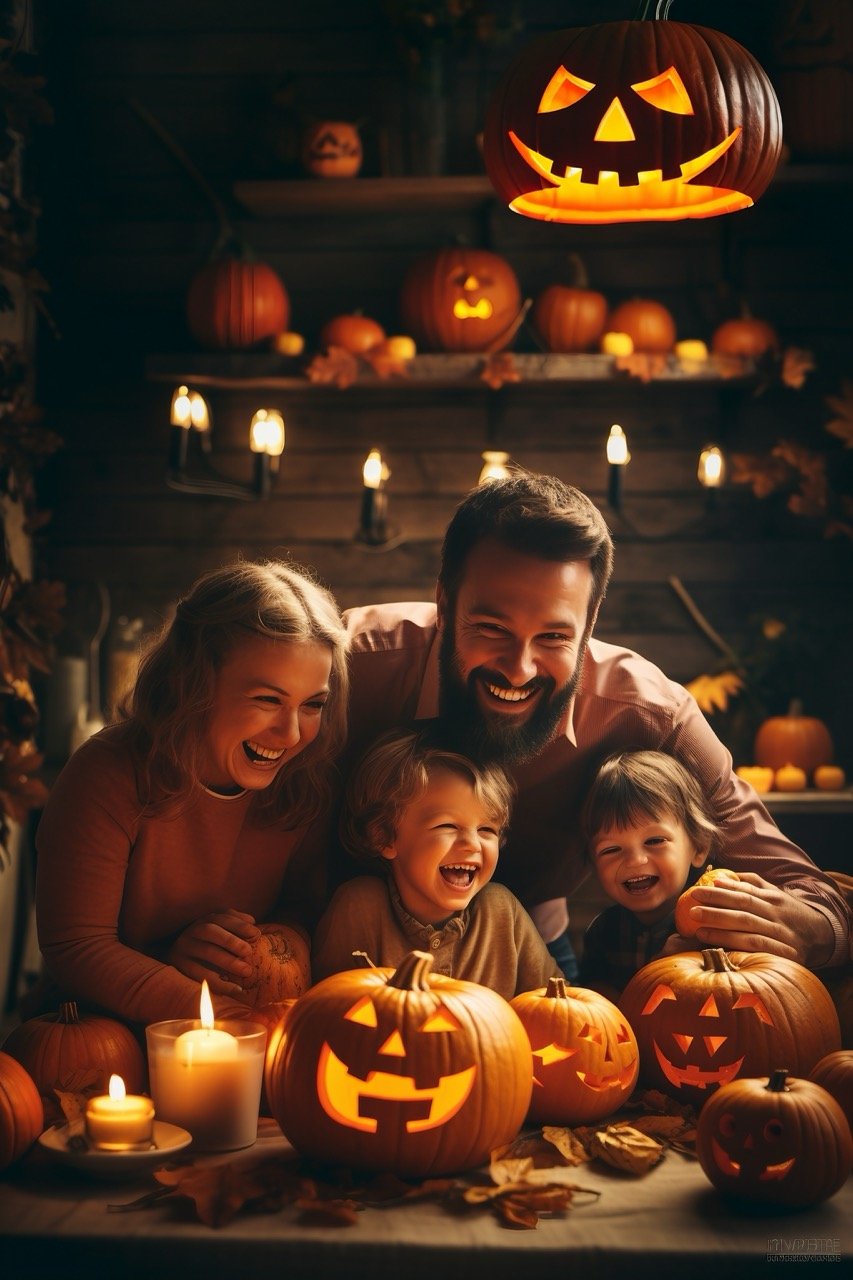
(337, 471, 851, 978)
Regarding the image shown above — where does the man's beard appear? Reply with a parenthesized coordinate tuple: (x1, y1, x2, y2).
(437, 611, 585, 767)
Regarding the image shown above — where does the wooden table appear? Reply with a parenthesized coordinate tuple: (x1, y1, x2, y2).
(2, 1119, 850, 1280)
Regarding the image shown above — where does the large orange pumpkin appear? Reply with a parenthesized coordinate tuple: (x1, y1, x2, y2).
(510, 976, 638, 1124)
(606, 298, 675, 353)
(0, 1051, 43, 1171)
(400, 247, 522, 354)
(530, 255, 607, 353)
(754, 700, 834, 775)
(619, 948, 841, 1105)
(809, 1049, 853, 1140)
(483, 19, 782, 224)
(266, 950, 533, 1177)
(696, 1069, 852, 1207)
(241, 924, 311, 1008)
(186, 256, 290, 349)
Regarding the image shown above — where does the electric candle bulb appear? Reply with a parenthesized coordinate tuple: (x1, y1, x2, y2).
(478, 451, 511, 484)
(359, 449, 390, 544)
(698, 445, 725, 488)
(606, 424, 630, 510)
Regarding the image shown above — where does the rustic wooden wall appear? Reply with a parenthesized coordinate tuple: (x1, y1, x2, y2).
(31, 0, 853, 768)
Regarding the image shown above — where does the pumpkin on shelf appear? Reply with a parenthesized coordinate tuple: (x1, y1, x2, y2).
(266, 950, 533, 1177)
(711, 310, 779, 360)
(814, 764, 846, 792)
(773, 763, 807, 793)
(2, 1001, 146, 1107)
(809, 1049, 853, 1140)
(605, 298, 675, 354)
(530, 253, 607, 353)
(696, 1069, 852, 1207)
(319, 313, 386, 355)
(734, 765, 775, 794)
(754, 700, 834, 775)
(674, 866, 740, 939)
(619, 948, 841, 1105)
(186, 256, 290, 350)
(240, 923, 311, 1008)
(0, 1051, 43, 1172)
(301, 120, 363, 178)
(400, 246, 523, 354)
(510, 976, 638, 1124)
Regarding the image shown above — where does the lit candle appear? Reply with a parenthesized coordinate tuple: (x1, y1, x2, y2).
(168, 386, 211, 472)
(698, 444, 726, 489)
(359, 448, 390, 544)
(84, 1073, 155, 1152)
(601, 331, 634, 357)
(249, 408, 285, 499)
(478, 450, 511, 484)
(146, 981, 266, 1151)
(675, 339, 709, 364)
(606, 424, 630, 510)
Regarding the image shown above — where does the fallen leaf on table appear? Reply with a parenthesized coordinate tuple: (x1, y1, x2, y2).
(49, 1070, 104, 1127)
(541, 1125, 592, 1166)
(153, 1156, 311, 1227)
(590, 1124, 664, 1174)
(296, 1195, 361, 1226)
(463, 1179, 598, 1229)
(609, 1114, 691, 1142)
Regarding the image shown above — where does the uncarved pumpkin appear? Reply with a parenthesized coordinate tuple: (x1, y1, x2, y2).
(266, 950, 533, 1177)
(711, 313, 779, 359)
(0, 1051, 43, 1171)
(400, 247, 522, 354)
(186, 257, 290, 349)
(319, 313, 386, 355)
(754, 700, 834, 774)
(606, 298, 675, 353)
(674, 866, 740, 939)
(530, 254, 607, 352)
(809, 1049, 853, 1141)
(241, 924, 311, 1008)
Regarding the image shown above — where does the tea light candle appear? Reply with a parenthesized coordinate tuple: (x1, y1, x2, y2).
(146, 981, 265, 1151)
(606, 424, 630, 510)
(85, 1074, 155, 1151)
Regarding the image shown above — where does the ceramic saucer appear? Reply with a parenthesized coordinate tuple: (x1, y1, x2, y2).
(38, 1119, 192, 1177)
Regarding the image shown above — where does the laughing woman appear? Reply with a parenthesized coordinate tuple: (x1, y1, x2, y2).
(34, 561, 348, 1025)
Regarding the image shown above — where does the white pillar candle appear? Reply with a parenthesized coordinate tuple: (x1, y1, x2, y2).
(85, 1074, 155, 1151)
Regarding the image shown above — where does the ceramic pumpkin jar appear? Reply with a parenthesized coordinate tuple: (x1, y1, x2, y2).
(186, 256, 290, 349)
(301, 120, 363, 178)
(809, 1050, 853, 1140)
(400, 247, 522, 354)
(510, 976, 638, 1124)
(483, 18, 782, 224)
(619, 949, 841, 1106)
(530, 253, 607, 352)
(696, 1069, 853, 1207)
(0, 1051, 43, 1172)
(266, 950, 533, 1177)
(754, 700, 834, 775)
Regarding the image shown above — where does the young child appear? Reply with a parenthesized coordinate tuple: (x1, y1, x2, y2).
(311, 727, 562, 999)
(578, 749, 723, 995)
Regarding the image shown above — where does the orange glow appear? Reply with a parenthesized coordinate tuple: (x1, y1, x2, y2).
(631, 66, 693, 115)
(538, 65, 594, 113)
(594, 97, 635, 142)
(316, 1042, 477, 1134)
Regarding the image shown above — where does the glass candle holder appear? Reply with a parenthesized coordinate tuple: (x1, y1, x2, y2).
(146, 1019, 266, 1152)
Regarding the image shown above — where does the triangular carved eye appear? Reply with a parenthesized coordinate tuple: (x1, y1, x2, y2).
(538, 66, 595, 114)
(732, 993, 774, 1026)
(420, 1006, 462, 1033)
(631, 66, 694, 115)
(344, 996, 378, 1027)
(641, 983, 677, 1015)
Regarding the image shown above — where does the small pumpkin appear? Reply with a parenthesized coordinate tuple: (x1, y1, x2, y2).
(754, 699, 834, 774)
(266, 950, 533, 1177)
(0, 1051, 43, 1171)
(696, 1069, 852, 1207)
(2, 1001, 146, 1109)
(400, 246, 522, 354)
(510, 976, 638, 1124)
(674, 866, 740, 939)
(530, 254, 607, 353)
(814, 764, 846, 791)
(809, 1049, 853, 1141)
(240, 924, 311, 1008)
(319, 313, 386, 355)
(711, 311, 778, 359)
(186, 256, 290, 350)
(605, 298, 675, 353)
(774, 763, 807, 793)
(619, 948, 841, 1105)
(735, 765, 775, 794)
(301, 120, 363, 178)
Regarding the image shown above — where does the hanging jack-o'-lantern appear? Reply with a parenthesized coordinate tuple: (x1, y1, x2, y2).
(265, 951, 533, 1176)
(696, 1069, 853, 1207)
(619, 949, 841, 1105)
(511, 977, 638, 1124)
(301, 120, 363, 178)
(483, 19, 782, 224)
(400, 247, 522, 353)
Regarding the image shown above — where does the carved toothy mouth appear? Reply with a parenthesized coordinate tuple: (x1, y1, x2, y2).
(710, 1137, 795, 1180)
(653, 1040, 744, 1090)
(531, 1044, 637, 1092)
(316, 1043, 476, 1134)
(453, 299, 494, 320)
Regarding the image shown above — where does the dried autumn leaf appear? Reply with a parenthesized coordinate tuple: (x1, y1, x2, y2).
(541, 1125, 591, 1166)
(296, 1195, 360, 1226)
(780, 346, 815, 390)
(480, 352, 520, 390)
(684, 670, 744, 714)
(825, 380, 853, 448)
(590, 1125, 664, 1174)
(614, 352, 668, 383)
(154, 1157, 308, 1228)
(609, 1115, 689, 1141)
(305, 346, 359, 389)
(51, 1070, 104, 1127)
(363, 347, 410, 381)
(729, 451, 794, 499)
(625, 1089, 697, 1121)
(495, 1195, 539, 1229)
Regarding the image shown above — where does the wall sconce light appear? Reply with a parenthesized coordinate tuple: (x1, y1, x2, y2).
(167, 386, 284, 500)
(358, 448, 391, 545)
(697, 444, 725, 489)
(606, 423, 630, 509)
(478, 450, 512, 484)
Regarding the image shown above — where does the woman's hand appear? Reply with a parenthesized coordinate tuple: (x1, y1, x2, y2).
(680, 871, 835, 966)
(166, 909, 260, 998)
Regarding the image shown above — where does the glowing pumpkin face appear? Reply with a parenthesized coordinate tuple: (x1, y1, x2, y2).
(266, 951, 533, 1176)
(400, 248, 522, 353)
(483, 20, 782, 224)
(619, 949, 841, 1105)
(301, 121, 363, 178)
(696, 1070, 853, 1207)
(511, 978, 638, 1124)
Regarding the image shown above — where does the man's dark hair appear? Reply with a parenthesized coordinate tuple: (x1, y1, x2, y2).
(439, 470, 614, 617)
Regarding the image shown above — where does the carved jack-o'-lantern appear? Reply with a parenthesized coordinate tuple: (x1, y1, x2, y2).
(266, 951, 533, 1176)
(400, 247, 522, 353)
(301, 121, 363, 178)
(511, 977, 638, 1124)
(619, 949, 841, 1105)
(696, 1069, 853, 1207)
(483, 19, 782, 224)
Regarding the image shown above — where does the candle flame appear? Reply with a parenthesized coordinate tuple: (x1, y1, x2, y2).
(698, 445, 725, 488)
(200, 979, 215, 1030)
(606, 424, 630, 466)
(363, 449, 384, 489)
(108, 1074, 127, 1100)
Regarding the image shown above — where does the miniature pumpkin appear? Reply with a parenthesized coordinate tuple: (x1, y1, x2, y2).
(814, 764, 846, 791)
(186, 256, 290, 349)
(240, 924, 311, 1008)
(711, 312, 778, 359)
(754, 700, 834, 774)
(301, 120, 362, 178)
(400, 247, 522, 354)
(483, 18, 782, 224)
(0, 1051, 43, 1171)
(809, 1049, 853, 1140)
(619, 949, 841, 1105)
(606, 298, 675, 353)
(674, 866, 740, 939)
(510, 976, 638, 1124)
(735, 765, 774, 794)
(696, 1069, 852, 1206)
(530, 254, 607, 352)
(2, 1001, 146, 1106)
(774, 763, 807, 793)
(266, 950, 533, 1176)
(319, 313, 386, 355)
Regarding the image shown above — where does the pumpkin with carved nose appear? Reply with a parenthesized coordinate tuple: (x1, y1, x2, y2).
(619, 949, 841, 1105)
(400, 247, 522, 354)
(511, 977, 638, 1124)
(266, 951, 533, 1176)
(483, 18, 781, 224)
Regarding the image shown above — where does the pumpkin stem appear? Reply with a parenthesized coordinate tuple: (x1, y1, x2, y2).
(566, 252, 589, 290)
(768, 1069, 790, 1092)
(387, 950, 434, 991)
(788, 698, 804, 717)
(59, 1001, 80, 1025)
(701, 948, 738, 974)
(351, 949, 378, 969)
(546, 976, 569, 1000)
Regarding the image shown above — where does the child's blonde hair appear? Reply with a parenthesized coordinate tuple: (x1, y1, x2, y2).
(341, 727, 515, 861)
(581, 750, 720, 858)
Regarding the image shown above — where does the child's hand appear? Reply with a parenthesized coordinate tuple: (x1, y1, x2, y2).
(166, 909, 261, 998)
(678, 871, 834, 966)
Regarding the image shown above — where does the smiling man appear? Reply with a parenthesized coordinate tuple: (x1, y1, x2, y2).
(339, 471, 851, 979)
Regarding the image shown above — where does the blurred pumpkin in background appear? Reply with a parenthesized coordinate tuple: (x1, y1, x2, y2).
(530, 253, 607, 352)
(186, 256, 290, 349)
(301, 120, 363, 178)
(606, 297, 675, 353)
(400, 246, 522, 353)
